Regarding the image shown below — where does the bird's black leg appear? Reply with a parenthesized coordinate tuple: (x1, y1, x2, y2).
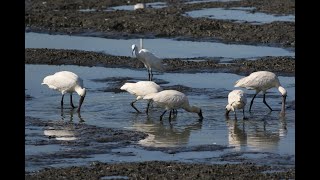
(150, 69, 153, 81)
(61, 94, 65, 108)
(70, 94, 75, 108)
(234, 110, 237, 120)
(263, 94, 273, 111)
(160, 110, 167, 121)
(249, 93, 258, 112)
(146, 100, 152, 114)
(131, 100, 141, 113)
(147, 69, 151, 81)
(242, 109, 248, 120)
(169, 110, 173, 121)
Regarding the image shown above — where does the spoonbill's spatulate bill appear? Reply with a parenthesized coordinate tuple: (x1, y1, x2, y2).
(42, 71, 86, 113)
(234, 71, 287, 113)
(120, 81, 162, 114)
(143, 90, 203, 121)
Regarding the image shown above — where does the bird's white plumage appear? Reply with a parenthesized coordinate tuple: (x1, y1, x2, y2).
(234, 71, 287, 112)
(120, 81, 162, 100)
(144, 90, 188, 110)
(226, 89, 247, 112)
(132, 44, 165, 72)
(42, 71, 86, 112)
(134, 3, 145, 10)
(143, 90, 202, 121)
(42, 71, 84, 95)
(235, 71, 280, 93)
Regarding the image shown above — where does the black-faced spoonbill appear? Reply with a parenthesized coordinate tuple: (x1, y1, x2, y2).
(143, 90, 203, 121)
(41, 71, 86, 113)
(234, 71, 287, 113)
(120, 81, 162, 114)
(131, 44, 165, 81)
(225, 89, 247, 119)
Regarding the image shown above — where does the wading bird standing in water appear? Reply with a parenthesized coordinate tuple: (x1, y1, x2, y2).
(143, 90, 203, 121)
(131, 44, 165, 81)
(120, 81, 162, 114)
(42, 71, 86, 113)
(225, 89, 247, 119)
(234, 71, 287, 113)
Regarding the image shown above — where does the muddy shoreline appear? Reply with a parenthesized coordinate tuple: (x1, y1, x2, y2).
(25, 161, 295, 180)
(25, 0, 295, 48)
(25, 48, 295, 76)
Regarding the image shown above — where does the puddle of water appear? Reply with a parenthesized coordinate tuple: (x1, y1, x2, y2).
(108, 2, 167, 11)
(78, 9, 96, 12)
(184, 7, 295, 24)
(25, 32, 294, 60)
(25, 64, 295, 171)
(185, 0, 241, 4)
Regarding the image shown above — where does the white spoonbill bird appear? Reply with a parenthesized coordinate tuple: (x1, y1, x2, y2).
(234, 71, 287, 113)
(41, 71, 86, 113)
(134, 3, 145, 10)
(143, 90, 203, 121)
(131, 44, 165, 81)
(120, 81, 162, 114)
(225, 89, 247, 119)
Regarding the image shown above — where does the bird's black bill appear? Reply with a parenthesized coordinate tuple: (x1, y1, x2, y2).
(198, 109, 203, 120)
(225, 109, 230, 116)
(77, 96, 85, 113)
(281, 95, 287, 114)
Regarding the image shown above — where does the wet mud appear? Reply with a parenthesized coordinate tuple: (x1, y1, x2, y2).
(25, 161, 294, 180)
(25, 48, 295, 76)
(25, 0, 295, 47)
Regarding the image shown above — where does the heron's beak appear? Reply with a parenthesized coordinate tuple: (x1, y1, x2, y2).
(281, 95, 287, 114)
(198, 109, 203, 120)
(77, 95, 85, 113)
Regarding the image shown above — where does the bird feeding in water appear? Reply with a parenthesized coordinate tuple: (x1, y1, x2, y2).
(120, 81, 162, 114)
(41, 71, 86, 113)
(234, 71, 287, 113)
(143, 90, 203, 121)
(225, 89, 247, 120)
(131, 44, 165, 81)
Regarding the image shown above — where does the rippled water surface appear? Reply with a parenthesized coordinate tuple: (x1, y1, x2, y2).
(26, 64, 294, 154)
(25, 32, 294, 61)
(184, 7, 295, 24)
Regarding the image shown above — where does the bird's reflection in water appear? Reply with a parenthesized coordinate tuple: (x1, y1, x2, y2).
(130, 113, 202, 147)
(226, 112, 287, 151)
(60, 108, 85, 123)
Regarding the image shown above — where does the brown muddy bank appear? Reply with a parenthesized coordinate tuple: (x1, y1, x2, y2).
(25, 0, 295, 47)
(25, 161, 295, 180)
(25, 48, 295, 76)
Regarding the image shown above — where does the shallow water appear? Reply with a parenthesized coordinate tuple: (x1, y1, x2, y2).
(185, 0, 241, 4)
(25, 32, 294, 60)
(25, 64, 295, 171)
(184, 7, 295, 24)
